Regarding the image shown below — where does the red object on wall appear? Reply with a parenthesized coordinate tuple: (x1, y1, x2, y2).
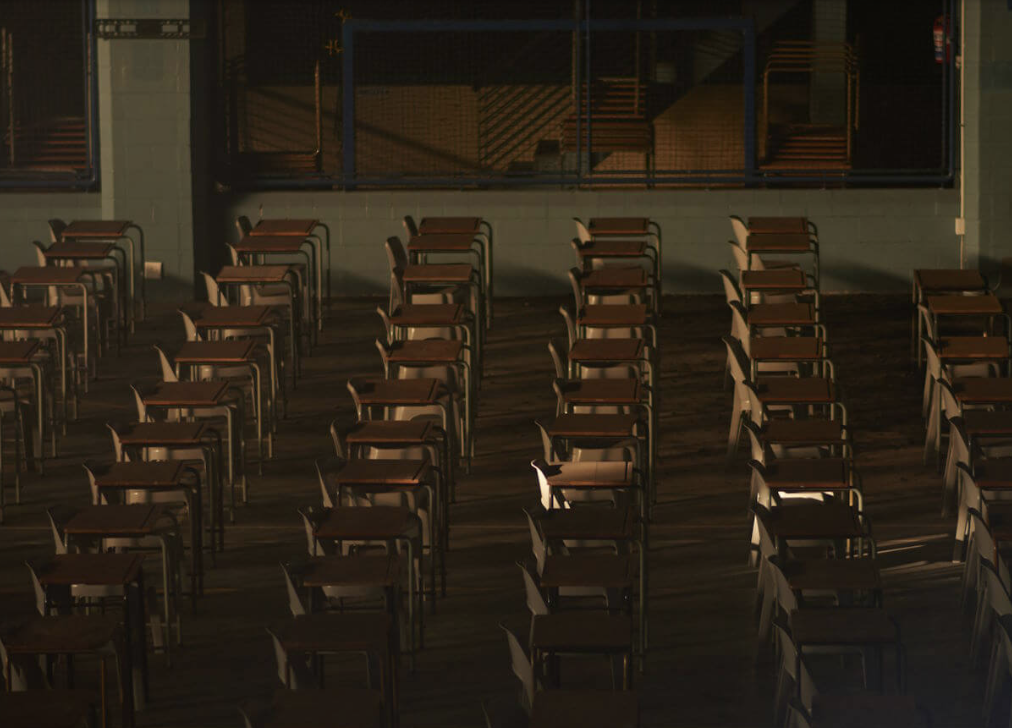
(934, 15, 951, 63)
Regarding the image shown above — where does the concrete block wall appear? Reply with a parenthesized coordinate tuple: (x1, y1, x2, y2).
(972, 0, 1012, 272)
(96, 0, 193, 298)
(224, 187, 959, 297)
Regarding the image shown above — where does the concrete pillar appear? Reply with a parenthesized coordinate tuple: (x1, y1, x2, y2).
(810, 0, 847, 127)
(96, 0, 192, 299)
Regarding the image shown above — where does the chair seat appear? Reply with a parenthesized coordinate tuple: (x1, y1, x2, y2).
(781, 558, 881, 593)
(763, 458, 849, 490)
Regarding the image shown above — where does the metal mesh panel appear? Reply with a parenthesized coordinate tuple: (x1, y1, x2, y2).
(0, 0, 92, 180)
(352, 29, 575, 180)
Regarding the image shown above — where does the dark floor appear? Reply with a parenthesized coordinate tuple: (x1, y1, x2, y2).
(0, 294, 981, 727)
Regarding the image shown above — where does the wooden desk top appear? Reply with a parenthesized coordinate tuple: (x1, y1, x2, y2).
(530, 690, 639, 728)
(531, 612, 633, 652)
(789, 607, 897, 646)
(352, 378, 441, 405)
(950, 378, 1012, 404)
(387, 339, 464, 363)
(270, 612, 391, 653)
(568, 338, 645, 363)
(939, 336, 1009, 360)
(967, 458, 1012, 488)
(582, 267, 650, 289)
(402, 263, 474, 283)
(143, 380, 229, 407)
(302, 555, 400, 588)
(418, 216, 481, 235)
(388, 303, 463, 326)
(927, 294, 1003, 315)
(175, 340, 255, 364)
(44, 241, 117, 259)
(0, 690, 99, 728)
(63, 220, 131, 238)
(745, 232, 813, 252)
(407, 233, 477, 251)
(0, 306, 62, 328)
(313, 506, 417, 540)
(245, 688, 385, 728)
(914, 268, 986, 292)
(749, 336, 823, 361)
(761, 458, 848, 489)
(117, 421, 207, 446)
(36, 553, 143, 587)
(346, 420, 433, 444)
(0, 614, 121, 654)
(763, 418, 844, 445)
(538, 506, 635, 541)
(11, 266, 86, 285)
(755, 376, 835, 404)
(781, 558, 881, 592)
(216, 265, 291, 284)
(250, 219, 318, 237)
(578, 304, 650, 327)
(234, 236, 307, 253)
(64, 504, 161, 535)
(576, 239, 647, 256)
(93, 460, 187, 489)
(588, 217, 650, 236)
(329, 458, 430, 485)
(809, 694, 924, 728)
(549, 413, 641, 438)
(747, 216, 809, 234)
(748, 302, 817, 327)
(741, 268, 808, 291)
(765, 502, 863, 540)
(0, 339, 41, 363)
(193, 305, 273, 328)
(557, 378, 641, 404)
(961, 410, 1012, 435)
(540, 554, 635, 589)
(543, 461, 636, 488)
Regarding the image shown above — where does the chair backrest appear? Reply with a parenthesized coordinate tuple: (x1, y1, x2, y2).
(328, 420, 347, 459)
(225, 243, 240, 267)
(385, 236, 408, 272)
(129, 382, 152, 423)
(402, 215, 418, 238)
(572, 218, 591, 244)
(234, 215, 252, 240)
(917, 303, 939, 344)
(267, 627, 314, 689)
(771, 619, 818, 714)
(523, 508, 547, 574)
(202, 272, 225, 306)
(314, 458, 343, 508)
(82, 461, 104, 505)
(279, 561, 308, 616)
(970, 509, 1012, 587)
(983, 558, 1012, 620)
(518, 561, 549, 616)
(547, 339, 567, 380)
(728, 300, 751, 349)
(388, 269, 407, 311)
(742, 420, 769, 464)
(558, 306, 578, 350)
(566, 268, 584, 312)
(25, 561, 67, 616)
(530, 459, 565, 511)
(179, 309, 202, 342)
(719, 269, 742, 306)
(500, 623, 535, 711)
(153, 345, 178, 383)
(727, 240, 749, 273)
(48, 218, 67, 243)
(753, 507, 777, 561)
(45, 506, 74, 555)
(729, 215, 748, 247)
(533, 421, 557, 462)
(32, 241, 48, 267)
(346, 380, 366, 420)
(722, 334, 752, 391)
(922, 337, 942, 382)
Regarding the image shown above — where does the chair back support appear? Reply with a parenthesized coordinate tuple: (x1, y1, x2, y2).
(500, 623, 535, 711)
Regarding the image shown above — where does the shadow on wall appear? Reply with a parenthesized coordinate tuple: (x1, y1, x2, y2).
(148, 274, 198, 302)
(669, 262, 718, 294)
(823, 265, 909, 293)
